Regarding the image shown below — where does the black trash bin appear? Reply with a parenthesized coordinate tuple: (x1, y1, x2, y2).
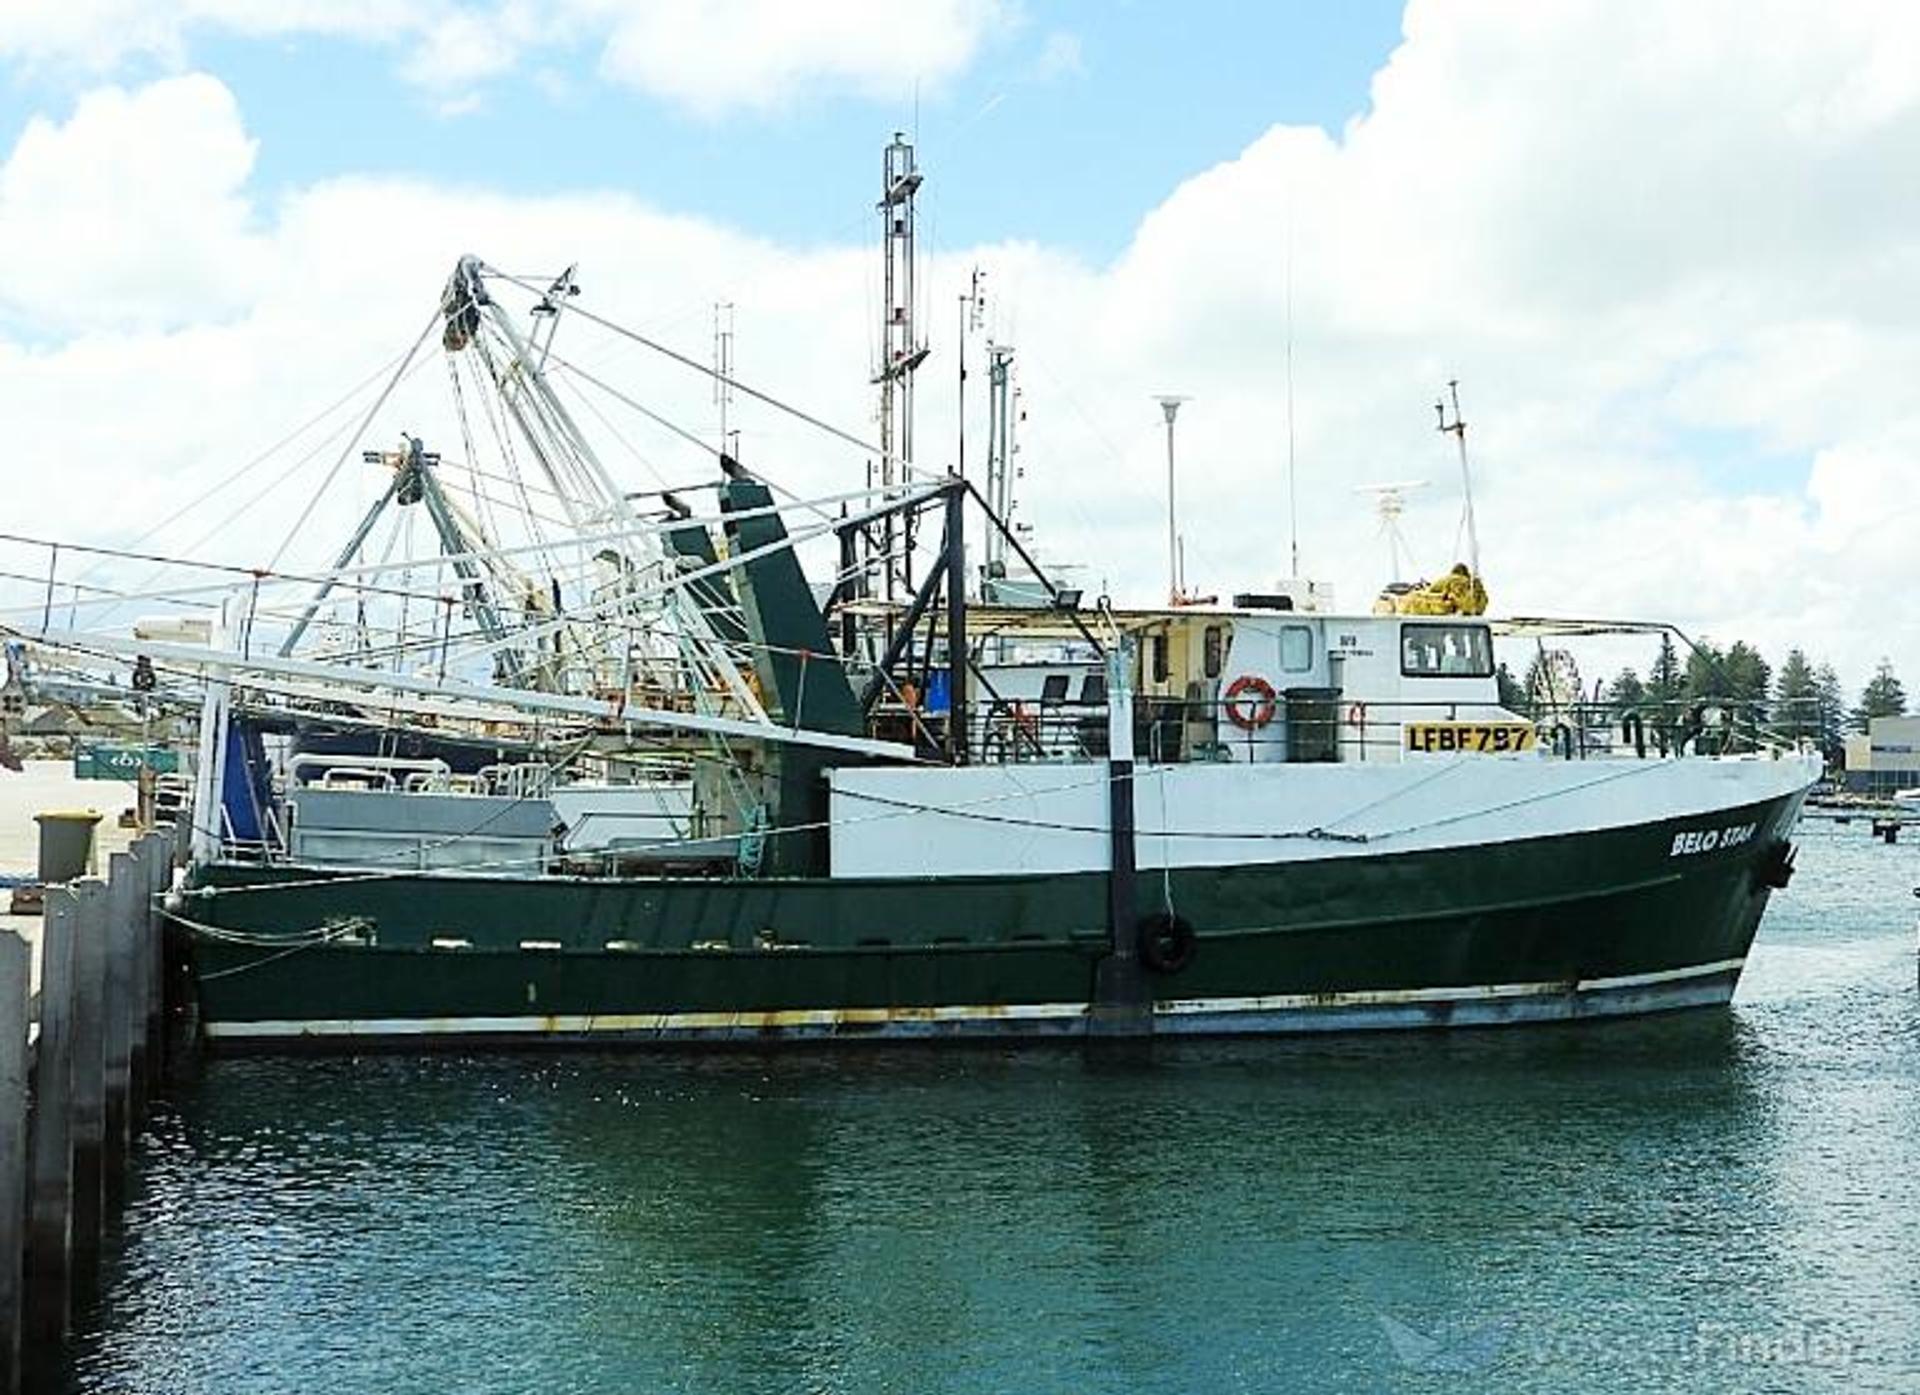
(1283, 687, 1342, 763)
(35, 808, 102, 883)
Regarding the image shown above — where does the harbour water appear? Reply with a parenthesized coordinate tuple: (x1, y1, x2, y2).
(60, 826, 1920, 1393)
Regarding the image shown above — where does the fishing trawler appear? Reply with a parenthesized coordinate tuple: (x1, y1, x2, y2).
(1, 140, 1818, 1049)
(156, 568, 1814, 1048)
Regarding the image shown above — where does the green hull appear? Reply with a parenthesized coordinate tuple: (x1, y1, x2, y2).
(178, 787, 1807, 1048)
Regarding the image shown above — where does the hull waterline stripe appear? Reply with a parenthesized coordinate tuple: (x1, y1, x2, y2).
(1156, 957, 1748, 1016)
(201, 957, 1746, 1039)
(1576, 958, 1746, 992)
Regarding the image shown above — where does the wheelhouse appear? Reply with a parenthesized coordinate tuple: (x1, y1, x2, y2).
(953, 605, 1525, 767)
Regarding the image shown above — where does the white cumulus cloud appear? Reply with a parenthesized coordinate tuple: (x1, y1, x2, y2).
(0, 74, 267, 335)
(0, 0, 1013, 116)
(3, 0, 1920, 695)
(592, 0, 1007, 116)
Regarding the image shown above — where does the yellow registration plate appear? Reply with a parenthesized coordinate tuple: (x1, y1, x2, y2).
(1404, 722, 1537, 754)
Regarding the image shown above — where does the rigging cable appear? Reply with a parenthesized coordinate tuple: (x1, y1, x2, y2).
(266, 306, 445, 572)
(481, 265, 930, 479)
(65, 345, 417, 589)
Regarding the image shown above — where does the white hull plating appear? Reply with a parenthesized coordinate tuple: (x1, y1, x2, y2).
(827, 752, 1820, 878)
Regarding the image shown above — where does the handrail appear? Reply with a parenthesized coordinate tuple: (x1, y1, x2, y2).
(290, 753, 452, 786)
(872, 692, 1797, 768)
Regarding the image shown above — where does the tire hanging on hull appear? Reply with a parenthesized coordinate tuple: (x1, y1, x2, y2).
(1754, 838, 1796, 890)
(1138, 912, 1198, 975)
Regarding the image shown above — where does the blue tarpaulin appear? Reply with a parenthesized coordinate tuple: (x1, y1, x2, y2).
(220, 718, 278, 847)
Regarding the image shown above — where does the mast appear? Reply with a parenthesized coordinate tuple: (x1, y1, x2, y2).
(713, 301, 736, 458)
(956, 267, 984, 486)
(874, 133, 929, 600)
(1435, 379, 1481, 578)
(983, 343, 1018, 581)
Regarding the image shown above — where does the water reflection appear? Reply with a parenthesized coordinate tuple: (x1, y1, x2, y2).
(63, 833, 1920, 1393)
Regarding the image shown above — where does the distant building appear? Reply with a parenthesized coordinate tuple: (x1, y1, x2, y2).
(1843, 715, 1920, 796)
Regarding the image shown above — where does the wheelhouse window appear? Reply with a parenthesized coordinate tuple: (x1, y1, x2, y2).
(1401, 623, 1493, 678)
(1150, 634, 1169, 682)
(1279, 625, 1314, 673)
(1203, 625, 1224, 679)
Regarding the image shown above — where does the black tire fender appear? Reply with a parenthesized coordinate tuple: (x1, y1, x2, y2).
(1138, 912, 1198, 975)
(1755, 838, 1796, 891)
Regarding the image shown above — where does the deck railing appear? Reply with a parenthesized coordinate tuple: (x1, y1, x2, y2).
(938, 694, 1789, 767)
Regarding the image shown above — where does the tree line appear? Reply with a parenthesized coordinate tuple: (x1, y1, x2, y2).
(1497, 637, 1908, 761)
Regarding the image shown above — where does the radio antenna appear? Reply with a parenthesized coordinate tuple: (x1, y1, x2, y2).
(1155, 395, 1191, 603)
(1355, 480, 1428, 583)
(1285, 212, 1300, 579)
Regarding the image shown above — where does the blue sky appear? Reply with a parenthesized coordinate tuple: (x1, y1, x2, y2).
(0, 2, 1406, 262)
(2, 2, 1913, 684)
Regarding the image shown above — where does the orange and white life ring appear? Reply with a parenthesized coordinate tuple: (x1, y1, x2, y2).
(1345, 701, 1368, 728)
(1223, 674, 1278, 731)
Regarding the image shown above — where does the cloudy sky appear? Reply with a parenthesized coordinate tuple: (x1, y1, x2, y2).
(1, 0, 1915, 694)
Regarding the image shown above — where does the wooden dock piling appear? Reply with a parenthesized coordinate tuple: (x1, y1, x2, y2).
(104, 854, 138, 1203)
(1, 932, 27, 1395)
(4, 814, 180, 1389)
(127, 838, 156, 1109)
(22, 887, 77, 1354)
(142, 832, 169, 1082)
(68, 881, 107, 1296)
